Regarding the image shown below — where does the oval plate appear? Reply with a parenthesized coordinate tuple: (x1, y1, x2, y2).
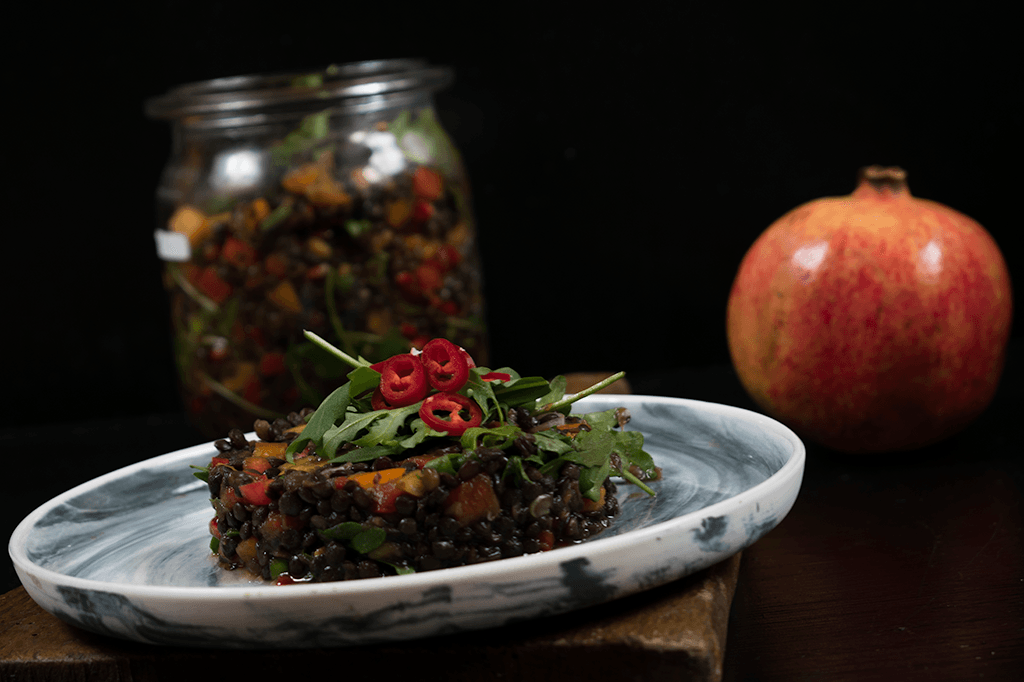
(9, 395, 804, 648)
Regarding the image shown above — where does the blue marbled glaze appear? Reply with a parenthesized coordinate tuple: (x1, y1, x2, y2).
(10, 395, 804, 648)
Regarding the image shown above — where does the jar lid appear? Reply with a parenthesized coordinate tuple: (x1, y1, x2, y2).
(146, 58, 453, 122)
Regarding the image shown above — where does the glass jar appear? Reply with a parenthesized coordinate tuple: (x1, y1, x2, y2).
(146, 59, 488, 438)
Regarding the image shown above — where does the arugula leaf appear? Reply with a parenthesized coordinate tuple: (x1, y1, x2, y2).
(543, 372, 627, 414)
(286, 381, 353, 457)
(389, 564, 416, 576)
(318, 521, 363, 542)
(460, 423, 520, 451)
(328, 443, 402, 463)
(270, 558, 289, 579)
(531, 375, 567, 412)
(347, 364, 382, 399)
(350, 527, 387, 554)
(502, 455, 529, 487)
(495, 375, 556, 409)
(423, 450, 467, 476)
(462, 367, 503, 420)
(570, 426, 618, 469)
(537, 455, 569, 478)
(317, 522, 387, 555)
(398, 418, 444, 448)
(611, 430, 656, 475)
(579, 409, 616, 432)
(351, 403, 421, 447)
(578, 461, 612, 501)
(532, 431, 575, 457)
(321, 410, 388, 455)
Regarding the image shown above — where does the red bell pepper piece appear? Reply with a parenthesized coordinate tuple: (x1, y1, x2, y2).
(222, 237, 258, 269)
(419, 392, 483, 436)
(412, 166, 444, 201)
(432, 244, 461, 272)
(420, 338, 471, 392)
(243, 456, 273, 474)
(443, 473, 500, 526)
(415, 261, 444, 293)
(193, 266, 233, 304)
(220, 484, 241, 508)
(368, 481, 406, 514)
(412, 200, 434, 223)
(378, 353, 429, 407)
(239, 477, 273, 506)
(258, 351, 287, 376)
(404, 454, 441, 469)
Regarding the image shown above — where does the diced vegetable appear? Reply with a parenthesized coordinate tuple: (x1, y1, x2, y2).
(234, 537, 259, 571)
(348, 468, 407, 489)
(193, 266, 233, 303)
(412, 166, 443, 201)
(243, 454, 276, 472)
(267, 280, 301, 312)
(222, 237, 258, 269)
(443, 473, 500, 526)
(239, 477, 272, 505)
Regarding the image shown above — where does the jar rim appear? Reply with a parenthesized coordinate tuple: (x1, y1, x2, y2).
(145, 58, 453, 121)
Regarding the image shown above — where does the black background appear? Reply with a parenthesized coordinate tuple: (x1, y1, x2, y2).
(4, 4, 1020, 428)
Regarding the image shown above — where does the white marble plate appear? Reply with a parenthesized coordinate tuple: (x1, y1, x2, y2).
(9, 395, 804, 648)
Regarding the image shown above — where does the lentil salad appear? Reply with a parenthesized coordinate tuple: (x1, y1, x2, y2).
(194, 333, 659, 584)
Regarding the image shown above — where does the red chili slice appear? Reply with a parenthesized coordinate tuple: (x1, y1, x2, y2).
(419, 392, 484, 436)
(378, 353, 429, 407)
(420, 338, 471, 392)
(370, 387, 393, 411)
(480, 371, 512, 383)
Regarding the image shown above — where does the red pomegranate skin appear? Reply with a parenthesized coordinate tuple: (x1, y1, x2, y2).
(726, 167, 1012, 453)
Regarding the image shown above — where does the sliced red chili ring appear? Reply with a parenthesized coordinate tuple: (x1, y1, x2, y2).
(480, 371, 512, 383)
(420, 338, 471, 392)
(378, 353, 429, 407)
(419, 392, 484, 436)
(370, 387, 393, 411)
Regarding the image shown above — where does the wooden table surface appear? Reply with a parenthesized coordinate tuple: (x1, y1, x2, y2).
(3, 351, 1022, 680)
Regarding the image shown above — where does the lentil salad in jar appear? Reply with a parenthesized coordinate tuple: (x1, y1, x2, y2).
(146, 60, 487, 437)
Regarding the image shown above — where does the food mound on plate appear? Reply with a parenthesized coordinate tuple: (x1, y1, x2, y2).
(194, 334, 658, 584)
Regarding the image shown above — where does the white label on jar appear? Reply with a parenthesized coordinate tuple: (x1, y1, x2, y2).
(154, 229, 192, 262)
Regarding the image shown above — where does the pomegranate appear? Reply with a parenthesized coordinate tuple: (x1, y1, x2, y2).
(726, 166, 1012, 453)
